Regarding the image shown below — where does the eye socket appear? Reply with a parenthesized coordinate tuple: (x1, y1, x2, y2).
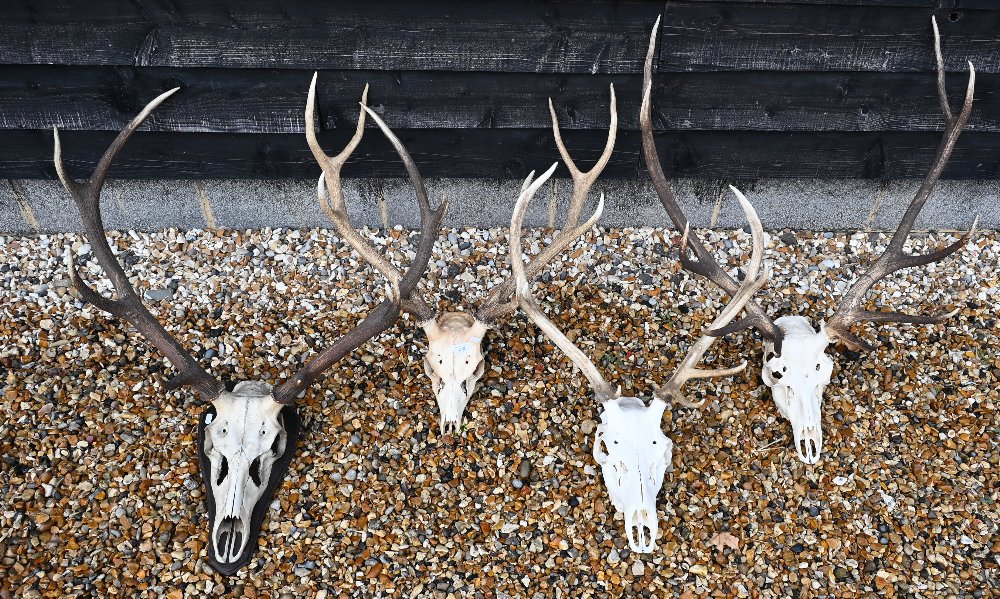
(221, 428, 227, 435)
(261, 429, 266, 436)
(816, 363, 821, 371)
(771, 370, 783, 380)
(766, 352, 775, 361)
(613, 440, 619, 445)
(652, 441, 657, 445)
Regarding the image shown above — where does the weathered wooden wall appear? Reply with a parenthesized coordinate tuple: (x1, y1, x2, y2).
(1, 0, 997, 180)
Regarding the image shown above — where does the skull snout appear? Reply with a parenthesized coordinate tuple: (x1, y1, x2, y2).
(793, 422, 822, 464)
(436, 382, 468, 435)
(624, 506, 658, 553)
(216, 516, 246, 563)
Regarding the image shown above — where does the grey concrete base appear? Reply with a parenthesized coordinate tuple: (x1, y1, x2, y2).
(3, 177, 997, 233)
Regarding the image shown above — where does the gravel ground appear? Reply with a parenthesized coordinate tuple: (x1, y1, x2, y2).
(1, 225, 996, 598)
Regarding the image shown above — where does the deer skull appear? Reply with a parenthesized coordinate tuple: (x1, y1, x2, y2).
(197, 381, 301, 575)
(422, 313, 488, 434)
(762, 316, 834, 464)
(592, 397, 673, 553)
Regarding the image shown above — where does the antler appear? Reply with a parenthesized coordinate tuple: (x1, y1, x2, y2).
(511, 163, 615, 402)
(272, 76, 447, 403)
(57, 88, 225, 401)
(825, 17, 978, 352)
(475, 84, 618, 324)
(640, 16, 783, 352)
(654, 187, 770, 408)
(304, 74, 439, 322)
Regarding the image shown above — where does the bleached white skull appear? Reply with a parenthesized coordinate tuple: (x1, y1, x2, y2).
(592, 397, 673, 553)
(762, 316, 834, 464)
(198, 381, 299, 574)
(422, 313, 488, 434)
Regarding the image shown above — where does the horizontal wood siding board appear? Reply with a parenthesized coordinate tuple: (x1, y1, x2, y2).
(3, 130, 996, 179)
(660, 4, 1000, 73)
(0, 66, 627, 133)
(3, 66, 996, 133)
(648, 71, 995, 132)
(650, 131, 999, 179)
(677, 1, 1000, 8)
(0, 1, 662, 73)
(1, 129, 641, 180)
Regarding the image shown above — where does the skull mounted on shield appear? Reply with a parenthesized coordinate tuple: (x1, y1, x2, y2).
(57, 81, 446, 574)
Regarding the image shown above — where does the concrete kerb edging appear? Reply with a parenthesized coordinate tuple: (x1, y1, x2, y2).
(3, 178, 998, 234)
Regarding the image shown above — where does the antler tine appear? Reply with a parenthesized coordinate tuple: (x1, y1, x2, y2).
(825, 17, 977, 351)
(640, 16, 783, 352)
(549, 84, 618, 231)
(476, 86, 616, 323)
(306, 75, 404, 290)
(654, 188, 770, 408)
(512, 164, 616, 403)
(56, 88, 224, 400)
(273, 99, 447, 404)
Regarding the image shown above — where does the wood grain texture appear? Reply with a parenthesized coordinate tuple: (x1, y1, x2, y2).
(648, 131, 999, 179)
(5, 129, 996, 180)
(4, 66, 995, 133)
(4, 129, 641, 180)
(660, 3, 1000, 73)
(678, 0, 999, 8)
(0, 0, 662, 73)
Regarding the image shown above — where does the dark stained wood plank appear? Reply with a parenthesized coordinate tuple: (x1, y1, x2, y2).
(2, 129, 996, 180)
(648, 71, 998, 133)
(660, 3, 1000, 73)
(648, 131, 999, 179)
(0, 0, 662, 73)
(678, 0, 1000, 8)
(0, 66, 632, 133)
(4, 66, 997, 134)
(0, 129, 641, 180)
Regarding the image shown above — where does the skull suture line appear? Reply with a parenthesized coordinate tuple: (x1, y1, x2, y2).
(514, 162, 770, 553)
(640, 16, 978, 464)
(414, 84, 619, 437)
(58, 80, 445, 574)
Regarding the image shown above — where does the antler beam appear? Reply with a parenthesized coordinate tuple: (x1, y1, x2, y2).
(640, 16, 783, 352)
(825, 16, 978, 352)
(56, 88, 224, 401)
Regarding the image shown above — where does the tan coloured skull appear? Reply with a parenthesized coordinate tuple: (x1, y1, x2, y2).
(422, 313, 488, 434)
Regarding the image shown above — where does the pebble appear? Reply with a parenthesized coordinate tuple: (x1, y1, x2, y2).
(1, 225, 994, 596)
(143, 288, 173, 301)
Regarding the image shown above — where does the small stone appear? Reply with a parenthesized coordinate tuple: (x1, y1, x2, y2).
(144, 288, 174, 301)
(778, 231, 798, 246)
(631, 560, 645, 576)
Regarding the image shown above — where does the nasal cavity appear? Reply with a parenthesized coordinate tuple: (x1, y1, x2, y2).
(217, 517, 244, 562)
(799, 437, 819, 462)
(249, 456, 262, 487)
(216, 456, 229, 486)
